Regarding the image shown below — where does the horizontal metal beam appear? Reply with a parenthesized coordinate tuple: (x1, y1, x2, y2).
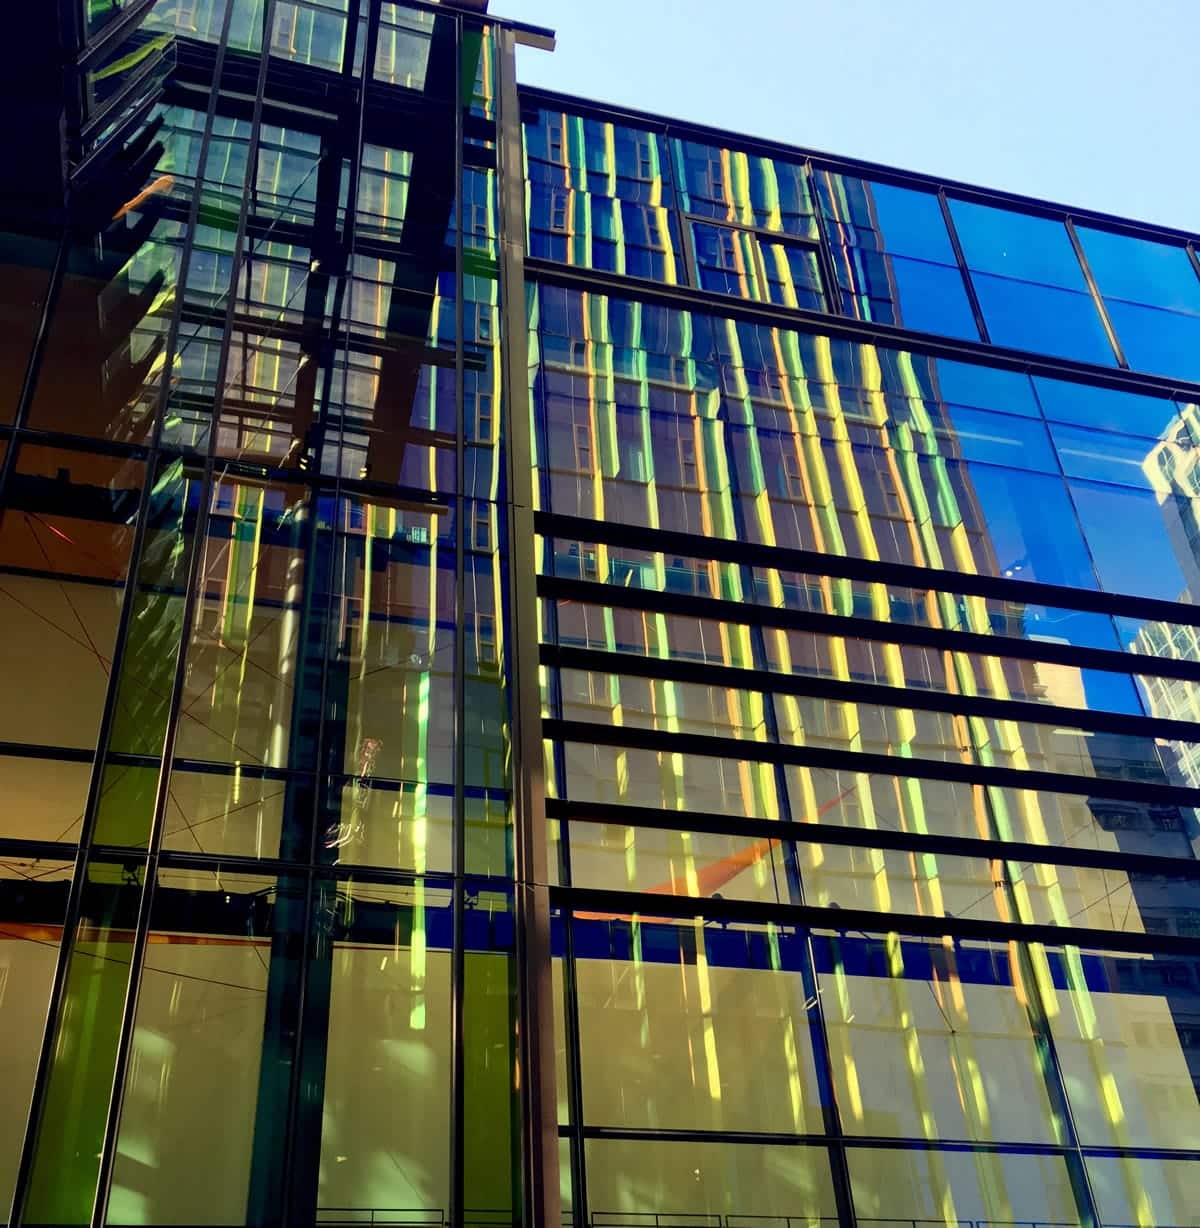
(546, 798, 1200, 880)
(543, 717, 1200, 807)
(542, 643, 1200, 745)
(538, 574, 1200, 686)
(552, 883, 1200, 957)
(537, 511, 1200, 635)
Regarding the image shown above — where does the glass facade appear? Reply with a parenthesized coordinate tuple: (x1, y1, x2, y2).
(1, 5, 1199, 1228)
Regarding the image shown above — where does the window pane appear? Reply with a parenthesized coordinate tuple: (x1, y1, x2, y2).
(885, 255, 979, 339)
(24, 860, 145, 1226)
(1045, 947, 1200, 1149)
(818, 932, 1061, 1142)
(573, 917, 824, 1133)
(108, 869, 283, 1225)
(585, 1137, 837, 1224)
(0, 859, 72, 1218)
(1069, 478, 1194, 602)
(848, 1145, 1082, 1228)
(1085, 1155, 1200, 1228)
(1033, 375, 1182, 436)
(970, 273, 1117, 365)
(1077, 227, 1200, 315)
(0, 755, 92, 843)
(950, 200, 1089, 289)
(0, 446, 142, 756)
(1105, 298, 1200, 383)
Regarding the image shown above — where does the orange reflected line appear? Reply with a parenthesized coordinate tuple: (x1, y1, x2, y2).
(113, 174, 176, 221)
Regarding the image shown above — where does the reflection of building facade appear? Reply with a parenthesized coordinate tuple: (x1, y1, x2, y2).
(0, 5, 1199, 1228)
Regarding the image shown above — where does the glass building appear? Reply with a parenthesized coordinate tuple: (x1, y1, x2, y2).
(1, 4, 1198, 1227)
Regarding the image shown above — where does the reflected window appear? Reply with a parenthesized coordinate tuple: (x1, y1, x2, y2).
(818, 172, 979, 338)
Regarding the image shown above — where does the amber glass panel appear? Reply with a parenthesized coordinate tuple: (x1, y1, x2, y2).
(585, 1138, 837, 1223)
(848, 1145, 1082, 1228)
(0, 755, 92, 843)
(1085, 1154, 1200, 1228)
(1042, 947, 1200, 1150)
(572, 917, 824, 1135)
(816, 932, 1062, 1144)
(0, 859, 72, 1218)
(0, 446, 142, 757)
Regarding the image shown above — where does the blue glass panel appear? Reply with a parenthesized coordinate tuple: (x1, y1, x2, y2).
(1069, 478, 1193, 601)
(933, 358, 1040, 416)
(1105, 299, 1200, 383)
(947, 406, 1058, 471)
(887, 255, 979, 339)
(1050, 422, 1160, 489)
(1078, 226, 1200, 314)
(971, 273, 1117, 365)
(869, 181, 956, 262)
(949, 199, 1089, 289)
(1033, 377, 1182, 436)
(967, 465, 1098, 588)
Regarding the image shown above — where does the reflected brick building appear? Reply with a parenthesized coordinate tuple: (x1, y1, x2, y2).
(0, 4, 1198, 1228)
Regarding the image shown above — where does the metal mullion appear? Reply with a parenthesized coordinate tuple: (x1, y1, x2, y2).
(89, 4, 283, 1219)
(494, 22, 562, 1228)
(546, 798, 1200, 883)
(4, 2, 241, 1219)
(1187, 242, 1200, 287)
(450, 10, 468, 1228)
(804, 164, 845, 319)
(566, 1119, 1200, 1163)
(543, 641, 1200, 745)
(274, 2, 378, 1221)
(662, 130, 699, 290)
(1066, 216, 1129, 370)
(938, 186, 991, 343)
(552, 883, 1200, 960)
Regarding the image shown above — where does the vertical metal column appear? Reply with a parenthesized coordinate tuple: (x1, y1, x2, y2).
(493, 22, 563, 1228)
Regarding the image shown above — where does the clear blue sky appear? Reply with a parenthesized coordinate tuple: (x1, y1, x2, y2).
(491, 0, 1198, 233)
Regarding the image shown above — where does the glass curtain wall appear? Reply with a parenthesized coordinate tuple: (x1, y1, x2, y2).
(523, 103, 1200, 386)
(530, 281, 1200, 1228)
(0, 4, 525, 1227)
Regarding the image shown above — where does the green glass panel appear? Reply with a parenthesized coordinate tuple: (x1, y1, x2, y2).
(95, 456, 201, 848)
(24, 860, 146, 1227)
(463, 886, 519, 1223)
(107, 868, 279, 1225)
